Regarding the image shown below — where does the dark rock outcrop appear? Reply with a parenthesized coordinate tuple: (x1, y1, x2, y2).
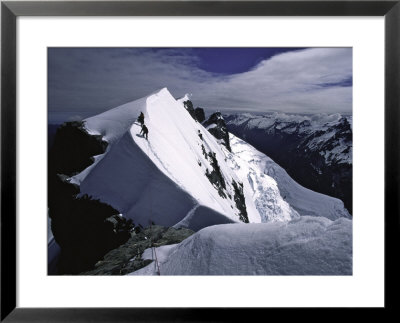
(48, 175, 133, 274)
(49, 121, 107, 177)
(81, 225, 194, 275)
(183, 100, 196, 120)
(183, 100, 205, 124)
(195, 107, 205, 122)
(200, 137, 248, 222)
(205, 151, 227, 199)
(48, 121, 133, 274)
(48, 124, 61, 151)
(232, 180, 249, 223)
(203, 112, 231, 152)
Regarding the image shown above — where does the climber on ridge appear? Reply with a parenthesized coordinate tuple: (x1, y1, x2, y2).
(137, 112, 144, 126)
(140, 124, 149, 140)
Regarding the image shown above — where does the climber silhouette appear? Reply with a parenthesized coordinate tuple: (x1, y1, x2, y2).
(140, 124, 149, 140)
(137, 112, 144, 126)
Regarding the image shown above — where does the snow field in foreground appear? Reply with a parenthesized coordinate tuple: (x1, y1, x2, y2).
(129, 216, 352, 275)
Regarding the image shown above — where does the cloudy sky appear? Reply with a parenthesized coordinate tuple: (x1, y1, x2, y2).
(48, 47, 352, 123)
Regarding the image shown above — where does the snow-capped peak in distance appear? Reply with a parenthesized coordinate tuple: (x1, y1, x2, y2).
(225, 111, 353, 168)
(226, 111, 347, 134)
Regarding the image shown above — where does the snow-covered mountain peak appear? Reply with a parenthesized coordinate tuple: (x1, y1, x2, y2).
(67, 89, 350, 232)
(83, 87, 174, 144)
(145, 87, 174, 105)
(73, 88, 263, 230)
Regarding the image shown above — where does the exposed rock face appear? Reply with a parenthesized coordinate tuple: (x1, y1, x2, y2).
(205, 151, 227, 199)
(199, 142, 249, 224)
(184, 101, 206, 123)
(225, 114, 352, 214)
(232, 180, 249, 223)
(183, 100, 196, 120)
(49, 121, 107, 177)
(195, 107, 205, 122)
(81, 225, 194, 275)
(48, 121, 133, 274)
(203, 112, 232, 152)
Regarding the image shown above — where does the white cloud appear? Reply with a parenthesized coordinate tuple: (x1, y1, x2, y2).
(49, 48, 352, 122)
(192, 48, 352, 114)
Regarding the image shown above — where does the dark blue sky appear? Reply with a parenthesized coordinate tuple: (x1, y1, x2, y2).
(48, 47, 352, 123)
(174, 48, 307, 74)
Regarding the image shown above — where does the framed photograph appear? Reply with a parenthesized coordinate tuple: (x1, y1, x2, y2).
(1, 0, 399, 320)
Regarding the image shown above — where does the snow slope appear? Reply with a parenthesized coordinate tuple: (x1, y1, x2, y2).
(72, 88, 261, 230)
(228, 134, 350, 220)
(129, 216, 352, 275)
(226, 136, 299, 222)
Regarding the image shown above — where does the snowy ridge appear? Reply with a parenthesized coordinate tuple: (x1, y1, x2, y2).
(68, 88, 350, 233)
(226, 135, 299, 222)
(228, 134, 350, 220)
(73, 88, 261, 230)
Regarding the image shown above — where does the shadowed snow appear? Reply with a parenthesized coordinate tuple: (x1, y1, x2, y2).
(129, 216, 352, 275)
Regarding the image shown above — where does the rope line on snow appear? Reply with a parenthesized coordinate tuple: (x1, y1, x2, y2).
(149, 219, 161, 276)
(141, 121, 161, 276)
(153, 244, 161, 276)
(147, 138, 160, 275)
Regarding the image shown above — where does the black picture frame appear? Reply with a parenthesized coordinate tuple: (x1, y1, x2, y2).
(1, 0, 399, 321)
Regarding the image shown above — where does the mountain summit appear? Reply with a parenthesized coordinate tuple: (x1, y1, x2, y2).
(66, 88, 349, 230)
(72, 88, 260, 230)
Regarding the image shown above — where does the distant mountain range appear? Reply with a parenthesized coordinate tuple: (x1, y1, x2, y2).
(224, 112, 352, 214)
